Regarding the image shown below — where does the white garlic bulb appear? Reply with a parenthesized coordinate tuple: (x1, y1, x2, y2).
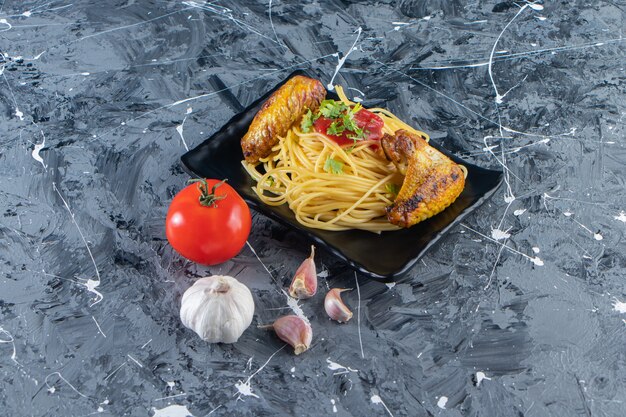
(180, 275, 254, 343)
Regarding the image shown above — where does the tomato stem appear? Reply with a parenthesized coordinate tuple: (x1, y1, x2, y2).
(189, 178, 227, 207)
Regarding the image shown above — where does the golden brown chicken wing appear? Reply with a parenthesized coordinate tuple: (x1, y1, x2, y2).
(241, 75, 326, 164)
(382, 130, 465, 228)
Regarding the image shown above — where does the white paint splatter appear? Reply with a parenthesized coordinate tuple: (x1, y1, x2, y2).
(317, 270, 329, 278)
(53, 183, 103, 306)
(284, 291, 309, 324)
(476, 371, 491, 387)
(514, 208, 527, 216)
(154, 393, 188, 402)
(532, 257, 544, 266)
(491, 228, 511, 240)
(326, 358, 358, 375)
(536, 16, 547, 21)
(45, 372, 88, 398)
(563, 211, 573, 217)
(529, 3, 545, 11)
(327, 27, 362, 90)
(127, 354, 143, 368)
(355, 272, 364, 359)
(268, 0, 283, 49)
(235, 345, 285, 400)
(488, 4, 534, 104)
(175, 116, 189, 151)
(184, 1, 280, 46)
(206, 405, 223, 415)
(594, 233, 603, 241)
(151, 404, 194, 417)
(331, 398, 337, 413)
(103, 362, 126, 382)
(22, 10, 32, 17)
(167, 381, 176, 388)
(385, 282, 396, 289)
(437, 396, 448, 409)
(0, 325, 18, 364)
(92, 316, 106, 338)
(85, 279, 104, 306)
(290, 367, 295, 373)
(15, 108, 24, 120)
(532, 247, 540, 253)
(371, 394, 394, 417)
(234, 380, 259, 399)
(462, 224, 544, 267)
(613, 299, 626, 314)
(615, 211, 626, 223)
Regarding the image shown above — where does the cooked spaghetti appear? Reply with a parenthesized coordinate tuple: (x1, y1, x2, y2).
(242, 86, 444, 232)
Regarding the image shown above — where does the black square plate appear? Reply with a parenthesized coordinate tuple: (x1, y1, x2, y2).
(181, 71, 503, 282)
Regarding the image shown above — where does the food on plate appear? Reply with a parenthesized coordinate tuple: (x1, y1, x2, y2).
(241, 75, 326, 164)
(241, 75, 466, 232)
(260, 315, 312, 355)
(166, 179, 251, 265)
(180, 275, 254, 343)
(288, 245, 317, 299)
(324, 288, 353, 323)
(381, 130, 466, 228)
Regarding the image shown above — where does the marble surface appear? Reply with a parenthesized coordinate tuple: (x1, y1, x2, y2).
(1, 1, 625, 416)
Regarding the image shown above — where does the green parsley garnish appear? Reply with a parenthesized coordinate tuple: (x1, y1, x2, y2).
(385, 183, 400, 196)
(323, 157, 344, 174)
(319, 100, 348, 119)
(327, 120, 345, 136)
(302, 99, 368, 144)
(301, 109, 317, 133)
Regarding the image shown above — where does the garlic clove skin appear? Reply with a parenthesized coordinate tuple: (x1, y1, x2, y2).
(288, 246, 317, 299)
(180, 275, 254, 344)
(268, 315, 312, 355)
(324, 288, 353, 323)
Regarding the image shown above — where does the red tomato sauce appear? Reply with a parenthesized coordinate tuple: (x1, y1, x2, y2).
(313, 108, 384, 147)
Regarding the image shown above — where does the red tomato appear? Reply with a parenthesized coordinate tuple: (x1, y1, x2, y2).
(313, 108, 384, 146)
(166, 179, 251, 265)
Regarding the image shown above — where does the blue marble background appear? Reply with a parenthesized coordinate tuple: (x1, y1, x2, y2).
(0, 1, 625, 416)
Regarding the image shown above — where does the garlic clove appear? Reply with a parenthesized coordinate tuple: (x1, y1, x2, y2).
(324, 288, 353, 323)
(288, 245, 317, 299)
(264, 315, 312, 355)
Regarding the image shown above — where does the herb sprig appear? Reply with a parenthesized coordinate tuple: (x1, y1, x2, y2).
(323, 157, 344, 174)
(301, 100, 366, 143)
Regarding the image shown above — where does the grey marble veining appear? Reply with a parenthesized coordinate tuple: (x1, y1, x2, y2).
(0, 1, 625, 416)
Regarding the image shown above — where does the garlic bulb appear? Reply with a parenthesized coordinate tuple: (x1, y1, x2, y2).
(180, 275, 254, 343)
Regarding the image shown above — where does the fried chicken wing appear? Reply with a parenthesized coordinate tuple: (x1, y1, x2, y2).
(382, 130, 465, 228)
(241, 75, 326, 164)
